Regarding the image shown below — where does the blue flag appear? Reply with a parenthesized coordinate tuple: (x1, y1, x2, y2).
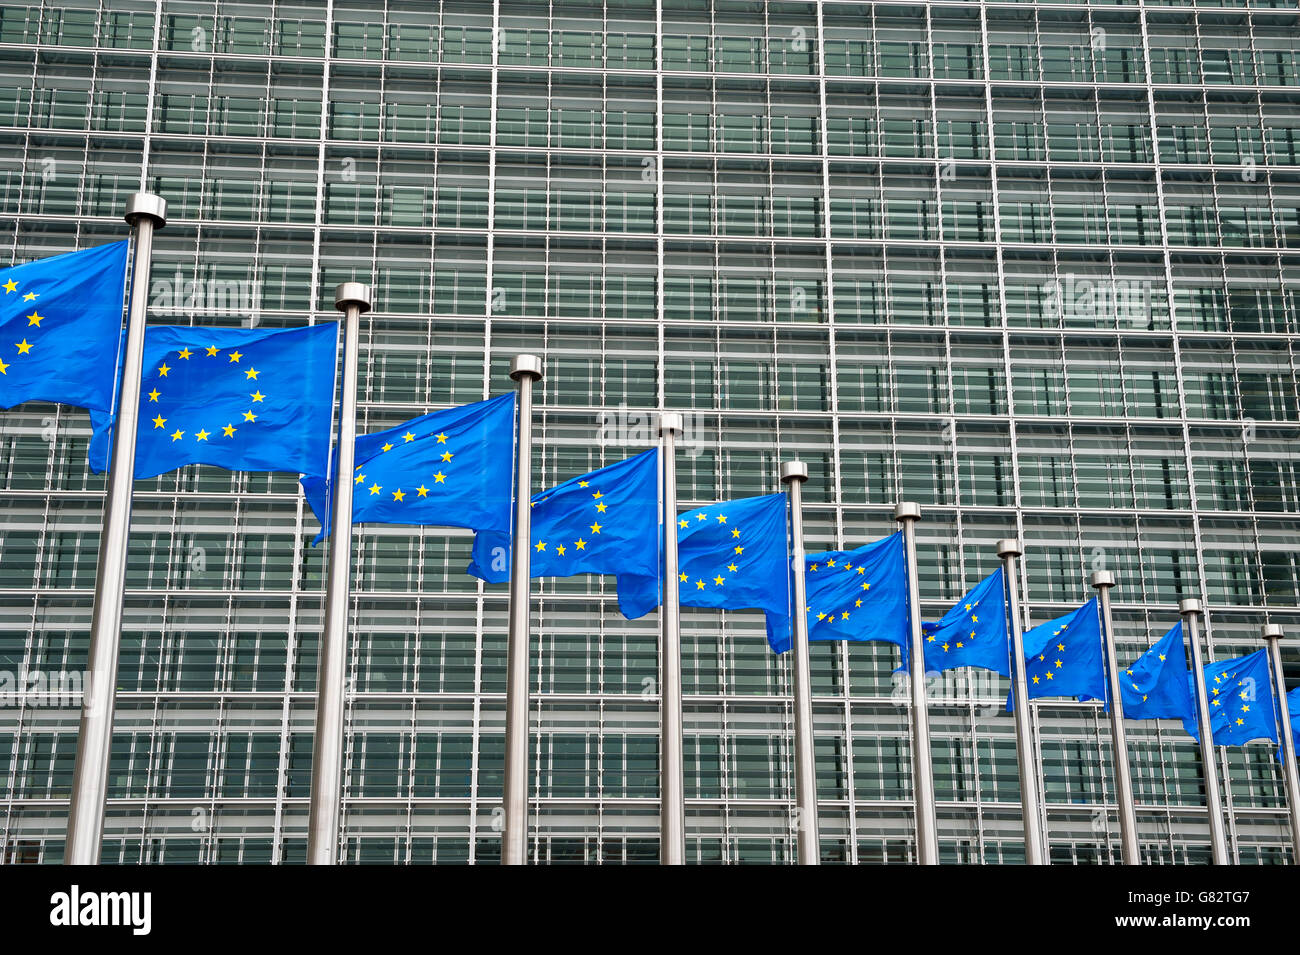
(803, 532, 909, 651)
(616, 493, 792, 650)
(1017, 597, 1107, 707)
(1289, 688, 1300, 754)
(1118, 622, 1196, 733)
(1193, 649, 1278, 747)
(89, 324, 337, 479)
(912, 568, 1009, 676)
(467, 448, 659, 620)
(301, 393, 515, 545)
(0, 241, 129, 414)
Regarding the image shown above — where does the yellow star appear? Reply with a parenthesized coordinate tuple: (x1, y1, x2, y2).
(727, 563, 737, 572)
(195, 429, 210, 441)
(22, 292, 36, 301)
(205, 346, 219, 357)
(228, 350, 243, 363)
(1, 279, 15, 293)
(368, 483, 382, 495)
(15, 339, 32, 354)
(1158, 654, 1166, 661)
(355, 472, 365, 484)
(714, 575, 725, 586)
(1032, 675, 1039, 684)
(222, 424, 236, 438)
(841, 611, 849, 620)
(731, 529, 740, 538)
(696, 512, 706, 521)
(434, 472, 446, 483)
(695, 580, 705, 590)
(596, 502, 607, 513)
(826, 558, 836, 567)
(717, 514, 727, 523)
(245, 367, 259, 379)
(590, 521, 602, 534)
(147, 388, 160, 402)
(170, 429, 184, 441)
(441, 451, 453, 462)
(152, 415, 166, 429)
(435, 432, 448, 443)
(856, 566, 865, 574)
(416, 485, 428, 497)
(855, 599, 862, 607)
(250, 391, 264, 402)
(1045, 672, 1054, 680)
(178, 347, 192, 359)
(679, 519, 688, 528)
(556, 544, 566, 556)
(243, 410, 257, 422)
(679, 572, 688, 582)
(861, 582, 869, 590)
(817, 612, 827, 621)
(382, 442, 393, 452)
(157, 362, 171, 377)
(578, 480, 588, 487)
(569, 539, 583, 551)
(26, 311, 42, 326)
(927, 634, 935, 642)
(593, 490, 603, 500)
(393, 489, 405, 502)
(734, 545, 743, 554)
(403, 432, 415, 442)
(535, 541, 546, 552)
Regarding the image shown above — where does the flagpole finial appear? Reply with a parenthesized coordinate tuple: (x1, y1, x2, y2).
(334, 282, 372, 314)
(893, 501, 920, 521)
(124, 192, 166, 226)
(509, 353, 542, 381)
(996, 538, 1022, 558)
(780, 460, 807, 484)
(1179, 597, 1203, 616)
(658, 411, 683, 435)
(1089, 570, 1115, 589)
(1262, 622, 1284, 641)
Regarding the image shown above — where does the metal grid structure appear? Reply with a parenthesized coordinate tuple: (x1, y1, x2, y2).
(0, 0, 1297, 864)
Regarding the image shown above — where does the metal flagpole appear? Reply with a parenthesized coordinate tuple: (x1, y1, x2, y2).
(895, 502, 937, 865)
(659, 411, 685, 865)
(997, 539, 1046, 865)
(781, 460, 819, 865)
(305, 281, 371, 865)
(1262, 623, 1300, 861)
(65, 193, 167, 865)
(502, 354, 542, 865)
(1090, 571, 1140, 864)
(1182, 598, 1229, 865)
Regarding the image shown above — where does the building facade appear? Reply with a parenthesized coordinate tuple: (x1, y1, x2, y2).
(0, 0, 1298, 864)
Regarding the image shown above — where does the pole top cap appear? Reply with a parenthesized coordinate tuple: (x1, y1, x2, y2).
(893, 501, 921, 521)
(1179, 597, 1203, 616)
(1263, 623, 1285, 641)
(334, 282, 372, 313)
(1089, 570, 1115, 589)
(780, 460, 808, 484)
(509, 353, 543, 381)
(996, 538, 1022, 558)
(658, 412, 683, 435)
(124, 192, 167, 227)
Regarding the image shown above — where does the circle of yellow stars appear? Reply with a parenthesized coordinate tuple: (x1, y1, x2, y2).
(0, 275, 42, 377)
(926, 597, 982, 653)
(1208, 668, 1254, 732)
(354, 429, 454, 502)
(1028, 622, 1069, 686)
(807, 556, 872, 623)
(533, 480, 604, 557)
(673, 509, 741, 590)
(148, 344, 263, 443)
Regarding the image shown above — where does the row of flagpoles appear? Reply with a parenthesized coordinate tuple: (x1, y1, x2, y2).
(2, 195, 1297, 865)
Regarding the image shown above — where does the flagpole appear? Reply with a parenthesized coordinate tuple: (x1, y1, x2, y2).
(1262, 623, 1300, 860)
(502, 353, 542, 866)
(1182, 598, 1229, 865)
(65, 192, 166, 866)
(305, 281, 371, 865)
(1090, 571, 1140, 864)
(895, 502, 937, 865)
(781, 460, 819, 865)
(659, 412, 685, 865)
(997, 539, 1046, 865)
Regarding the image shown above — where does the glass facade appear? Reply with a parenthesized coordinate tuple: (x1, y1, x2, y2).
(0, 0, 1298, 864)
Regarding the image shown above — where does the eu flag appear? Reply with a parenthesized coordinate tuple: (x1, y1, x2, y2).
(914, 568, 1009, 676)
(1290, 688, 1300, 754)
(301, 393, 515, 545)
(1118, 622, 1196, 733)
(616, 492, 792, 650)
(1017, 597, 1107, 706)
(803, 532, 909, 650)
(467, 448, 659, 620)
(89, 323, 337, 479)
(1194, 649, 1278, 746)
(0, 241, 128, 414)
